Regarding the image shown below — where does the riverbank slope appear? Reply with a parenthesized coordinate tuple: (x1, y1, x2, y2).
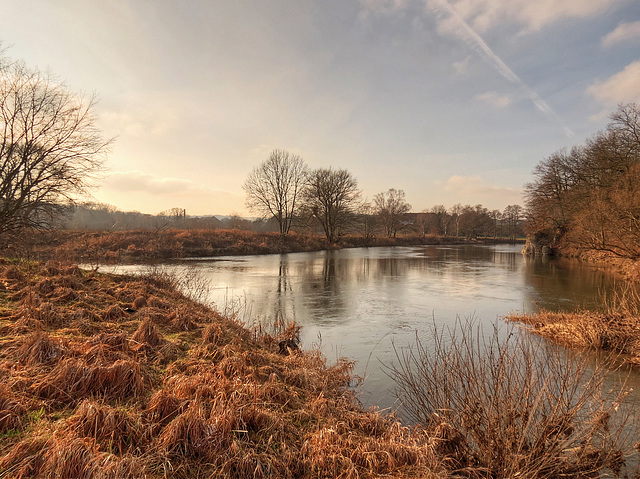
(0, 258, 445, 478)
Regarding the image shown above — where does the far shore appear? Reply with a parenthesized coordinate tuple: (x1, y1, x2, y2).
(13, 228, 525, 264)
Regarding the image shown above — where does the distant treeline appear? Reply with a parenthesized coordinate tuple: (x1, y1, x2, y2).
(60, 203, 275, 232)
(60, 202, 524, 241)
(524, 103, 640, 259)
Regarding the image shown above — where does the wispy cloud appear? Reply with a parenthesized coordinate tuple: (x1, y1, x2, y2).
(452, 55, 470, 74)
(475, 91, 511, 108)
(425, 0, 575, 137)
(587, 60, 640, 120)
(358, 0, 409, 14)
(442, 0, 618, 33)
(601, 21, 640, 48)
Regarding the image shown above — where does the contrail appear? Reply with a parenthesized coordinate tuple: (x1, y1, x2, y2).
(427, 0, 575, 137)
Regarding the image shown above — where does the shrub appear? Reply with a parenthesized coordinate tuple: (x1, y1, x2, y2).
(388, 319, 637, 478)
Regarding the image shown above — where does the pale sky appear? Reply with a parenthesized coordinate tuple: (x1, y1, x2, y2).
(2, 0, 639, 215)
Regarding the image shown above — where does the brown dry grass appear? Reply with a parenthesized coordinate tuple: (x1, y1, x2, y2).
(507, 286, 640, 365)
(17, 228, 486, 264)
(0, 259, 447, 478)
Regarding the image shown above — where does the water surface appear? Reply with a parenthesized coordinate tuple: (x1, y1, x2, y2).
(102, 244, 627, 413)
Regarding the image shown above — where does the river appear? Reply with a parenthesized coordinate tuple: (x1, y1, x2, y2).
(99, 243, 629, 414)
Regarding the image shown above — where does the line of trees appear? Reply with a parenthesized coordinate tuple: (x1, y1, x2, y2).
(244, 149, 523, 243)
(413, 203, 523, 240)
(243, 151, 362, 243)
(524, 103, 640, 258)
(0, 48, 524, 242)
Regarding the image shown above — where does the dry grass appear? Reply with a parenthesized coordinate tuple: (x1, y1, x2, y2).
(507, 285, 640, 365)
(0, 259, 447, 478)
(19, 228, 485, 264)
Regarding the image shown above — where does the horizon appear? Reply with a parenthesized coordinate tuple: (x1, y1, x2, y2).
(2, 1, 639, 216)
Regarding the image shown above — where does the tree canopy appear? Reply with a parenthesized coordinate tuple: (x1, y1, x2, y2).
(303, 168, 360, 243)
(524, 103, 640, 258)
(373, 188, 412, 238)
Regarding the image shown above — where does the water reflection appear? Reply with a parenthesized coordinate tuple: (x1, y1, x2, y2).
(520, 255, 619, 312)
(97, 245, 636, 413)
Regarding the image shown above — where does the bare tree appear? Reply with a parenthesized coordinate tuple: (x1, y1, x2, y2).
(0, 60, 109, 235)
(524, 103, 640, 257)
(243, 149, 307, 237)
(502, 204, 523, 240)
(303, 167, 360, 243)
(449, 203, 463, 237)
(354, 200, 378, 241)
(373, 188, 412, 238)
(430, 205, 449, 236)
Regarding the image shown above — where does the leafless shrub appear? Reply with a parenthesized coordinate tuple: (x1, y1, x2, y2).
(603, 282, 640, 318)
(389, 319, 638, 478)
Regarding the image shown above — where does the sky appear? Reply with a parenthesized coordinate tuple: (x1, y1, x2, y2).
(1, 0, 639, 216)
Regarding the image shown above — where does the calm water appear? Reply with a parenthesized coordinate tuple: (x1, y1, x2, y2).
(100, 244, 630, 413)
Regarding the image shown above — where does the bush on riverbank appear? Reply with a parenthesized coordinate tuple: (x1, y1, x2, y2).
(390, 320, 638, 478)
(0, 258, 446, 478)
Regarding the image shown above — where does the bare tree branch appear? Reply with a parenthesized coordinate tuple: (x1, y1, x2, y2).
(0, 60, 109, 235)
(243, 149, 307, 237)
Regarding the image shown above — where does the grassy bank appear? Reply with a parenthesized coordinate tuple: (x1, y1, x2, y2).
(507, 288, 640, 367)
(0, 259, 635, 477)
(0, 258, 447, 478)
(13, 229, 513, 264)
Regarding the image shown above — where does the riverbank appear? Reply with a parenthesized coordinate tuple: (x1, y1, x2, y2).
(12, 229, 520, 264)
(0, 257, 634, 477)
(507, 289, 640, 367)
(0, 258, 447, 478)
(511, 242, 640, 366)
(561, 248, 640, 283)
